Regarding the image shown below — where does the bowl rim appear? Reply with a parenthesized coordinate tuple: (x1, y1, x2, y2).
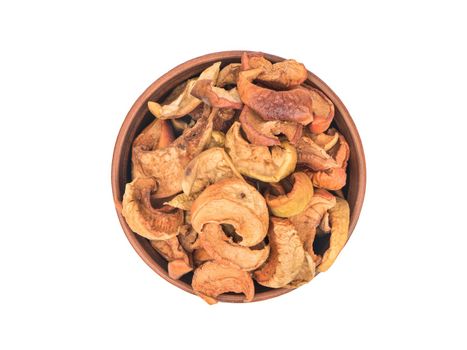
(111, 50, 366, 303)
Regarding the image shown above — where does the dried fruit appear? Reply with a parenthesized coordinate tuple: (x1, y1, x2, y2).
(265, 172, 313, 217)
(254, 218, 305, 288)
(213, 108, 236, 132)
(122, 177, 184, 240)
(237, 68, 314, 125)
(312, 132, 350, 190)
(199, 223, 270, 271)
(310, 128, 339, 151)
(239, 106, 302, 146)
(178, 224, 200, 252)
(192, 261, 254, 304)
(191, 79, 242, 109)
(241, 52, 307, 89)
(191, 178, 269, 247)
(225, 122, 297, 182)
(147, 62, 221, 119)
(132, 119, 175, 179)
(305, 87, 335, 134)
(150, 237, 192, 279)
(182, 147, 243, 196)
(241, 52, 272, 71)
(193, 248, 213, 266)
(122, 53, 354, 302)
(296, 135, 339, 171)
(289, 189, 336, 262)
(207, 130, 226, 148)
(132, 107, 215, 197)
(217, 63, 241, 87)
(318, 197, 350, 272)
(285, 252, 316, 288)
(164, 193, 195, 211)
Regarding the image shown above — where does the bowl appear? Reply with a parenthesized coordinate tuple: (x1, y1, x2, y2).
(111, 51, 366, 303)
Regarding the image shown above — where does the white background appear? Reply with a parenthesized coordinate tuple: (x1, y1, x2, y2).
(1, 1, 466, 349)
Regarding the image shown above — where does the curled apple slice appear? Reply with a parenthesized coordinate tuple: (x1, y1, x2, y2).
(192, 248, 213, 267)
(241, 52, 307, 89)
(237, 68, 314, 125)
(253, 218, 305, 288)
(192, 261, 254, 304)
(207, 130, 226, 148)
(225, 122, 297, 182)
(122, 177, 184, 240)
(296, 135, 339, 171)
(191, 79, 242, 109)
(285, 252, 316, 288)
(190, 178, 269, 247)
(182, 147, 243, 196)
(213, 108, 236, 132)
(317, 197, 350, 272)
(147, 62, 221, 119)
(304, 87, 335, 134)
(217, 63, 241, 87)
(239, 106, 302, 146)
(265, 172, 313, 217)
(132, 107, 215, 197)
(289, 189, 336, 262)
(199, 223, 270, 271)
(131, 119, 174, 179)
(241, 52, 272, 71)
(310, 128, 339, 151)
(312, 132, 350, 190)
(177, 224, 200, 253)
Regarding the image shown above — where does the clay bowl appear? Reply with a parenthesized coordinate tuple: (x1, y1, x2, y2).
(111, 51, 366, 303)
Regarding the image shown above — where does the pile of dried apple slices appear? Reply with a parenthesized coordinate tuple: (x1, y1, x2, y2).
(122, 53, 351, 304)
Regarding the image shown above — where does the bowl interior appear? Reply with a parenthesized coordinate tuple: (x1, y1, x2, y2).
(112, 51, 366, 303)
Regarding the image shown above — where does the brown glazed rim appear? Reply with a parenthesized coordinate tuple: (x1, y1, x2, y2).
(111, 51, 366, 303)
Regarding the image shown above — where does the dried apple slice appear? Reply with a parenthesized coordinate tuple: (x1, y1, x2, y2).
(192, 261, 254, 304)
(191, 79, 242, 109)
(317, 197, 350, 272)
(312, 167, 347, 190)
(147, 62, 221, 119)
(254, 218, 305, 288)
(296, 135, 339, 171)
(304, 87, 335, 134)
(132, 107, 215, 197)
(132, 119, 174, 179)
(285, 252, 316, 288)
(121, 177, 184, 240)
(199, 223, 270, 271)
(150, 237, 192, 279)
(239, 106, 302, 146)
(289, 189, 336, 262)
(265, 172, 313, 217)
(217, 63, 241, 87)
(164, 193, 194, 211)
(182, 147, 243, 196)
(213, 108, 236, 132)
(207, 130, 226, 148)
(310, 128, 339, 151)
(177, 224, 199, 253)
(237, 68, 314, 125)
(241, 52, 307, 89)
(190, 178, 269, 247)
(192, 248, 213, 266)
(225, 122, 297, 182)
(312, 132, 350, 190)
(241, 52, 272, 71)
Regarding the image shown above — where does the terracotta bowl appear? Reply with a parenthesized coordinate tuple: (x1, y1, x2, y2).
(111, 51, 366, 303)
